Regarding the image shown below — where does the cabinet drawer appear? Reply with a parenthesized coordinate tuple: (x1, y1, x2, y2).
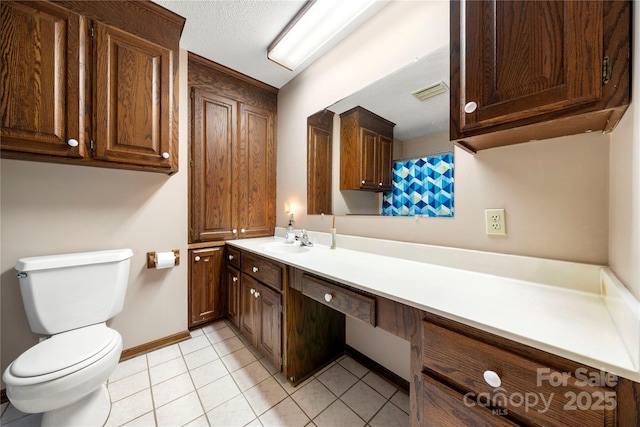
(242, 252, 282, 291)
(227, 246, 241, 269)
(423, 373, 518, 427)
(423, 321, 615, 427)
(301, 274, 375, 326)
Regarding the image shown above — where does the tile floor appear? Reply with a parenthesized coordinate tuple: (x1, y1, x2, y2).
(1, 319, 409, 427)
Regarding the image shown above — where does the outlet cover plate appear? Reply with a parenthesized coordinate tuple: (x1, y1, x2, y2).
(485, 209, 506, 235)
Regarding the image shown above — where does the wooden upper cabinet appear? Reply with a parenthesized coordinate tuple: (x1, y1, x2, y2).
(1, 1, 86, 158)
(1, 0, 184, 173)
(340, 106, 395, 192)
(307, 110, 334, 215)
(189, 54, 277, 243)
(450, 0, 631, 152)
(93, 22, 176, 170)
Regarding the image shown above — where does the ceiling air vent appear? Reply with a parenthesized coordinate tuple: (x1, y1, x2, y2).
(411, 81, 448, 101)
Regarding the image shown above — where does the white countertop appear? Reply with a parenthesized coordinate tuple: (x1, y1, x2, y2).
(228, 235, 640, 383)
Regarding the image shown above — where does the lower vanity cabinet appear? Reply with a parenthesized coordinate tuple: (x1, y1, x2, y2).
(226, 247, 241, 327)
(238, 251, 284, 370)
(188, 247, 225, 328)
(421, 313, 638, 427)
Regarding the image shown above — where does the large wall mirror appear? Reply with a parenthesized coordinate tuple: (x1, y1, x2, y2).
(307, 45, 453, 217)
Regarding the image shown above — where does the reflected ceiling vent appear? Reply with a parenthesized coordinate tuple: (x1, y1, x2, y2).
(411, 81, 448, 101)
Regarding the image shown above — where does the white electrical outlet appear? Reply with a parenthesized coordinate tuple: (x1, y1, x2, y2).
(485, 209, 506, 235)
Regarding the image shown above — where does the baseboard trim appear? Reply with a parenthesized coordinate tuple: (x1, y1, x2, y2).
(344, 345, 410, 393)
(120, 330, 191, 361)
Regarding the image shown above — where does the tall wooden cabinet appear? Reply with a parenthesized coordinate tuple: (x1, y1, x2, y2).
(340, 106, 394, 192)
(1, 0, 184, 173)
(450, 0, 631, 152)
(307, 111, 334, 215)
(189, 53, 277, 243)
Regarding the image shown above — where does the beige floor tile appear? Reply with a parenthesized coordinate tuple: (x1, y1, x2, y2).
(259, 397, 310, 427)
(149, 357, 187, 385)
(190, 359, 229, 389)
(206, 325, 237, 344)
(109, 354, 148, 382)
(221, 346, 257, 372)
(108, 370, 150, 402)
(155, 391, 204, 426)
(121, 411, 156, 426)
(316, 364, 358, 397)
(146, 344, 181, 368)
(390, 389, 410, 414)
(340, 380, 386, 422)
(362, 371, 397, 398)
(313, 400, 365, 427)
(213, 336, 246, 357)
(231, 360, 271, 391)
(338, 356, 369, 378)
(291, 379, 336, 419)
(243, 376, 288, 416)
(369, 401, 410, 427)
(179, 335, 212, 355)
(105, 388, 154, 427)
(206, 394, 256, 427)
(184, 346, 220, 371)
(197, 374, 241, 412)
(152, 372, 195, 408)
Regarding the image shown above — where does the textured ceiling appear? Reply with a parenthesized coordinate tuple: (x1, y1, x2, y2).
(154, 0, 388, 88)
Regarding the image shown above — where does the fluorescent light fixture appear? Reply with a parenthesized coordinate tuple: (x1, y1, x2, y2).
(268, 0, 379, 70)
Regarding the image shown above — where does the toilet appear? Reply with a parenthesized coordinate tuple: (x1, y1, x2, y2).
(2, 248, 134, 427)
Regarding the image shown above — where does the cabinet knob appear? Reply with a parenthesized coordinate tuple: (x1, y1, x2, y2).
(232, 228, 237, 234)
(483, 370, 501, 388)
(324, 293, 333, 303)
(232, 276, 238, 282)
(252, 266, 259, 273)
(254, 291, 260, 298)
(250, 288, 255, 295)
(464, 101, 478, 113)
(67, 138, 79, 147)
(162, 152, 170, 159)
(241, 228, 246, 233)
(229, 255, 234, 260)
(194, 256, 201, 262)
(378, 182, 383, 187)
(361, 180, 366, 185)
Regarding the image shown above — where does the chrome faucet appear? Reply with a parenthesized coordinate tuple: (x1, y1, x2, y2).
(295, 229, 314, 247)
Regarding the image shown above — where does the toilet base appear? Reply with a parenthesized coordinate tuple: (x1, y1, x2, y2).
(42, 383, 111, 427)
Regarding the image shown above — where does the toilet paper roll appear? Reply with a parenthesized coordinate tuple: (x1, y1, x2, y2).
(155, 251, 176, 269)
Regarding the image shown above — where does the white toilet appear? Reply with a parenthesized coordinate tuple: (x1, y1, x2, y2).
(2, 248, 134, 427)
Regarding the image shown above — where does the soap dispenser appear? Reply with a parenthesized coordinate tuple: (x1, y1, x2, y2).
(285, 219, 295, 243)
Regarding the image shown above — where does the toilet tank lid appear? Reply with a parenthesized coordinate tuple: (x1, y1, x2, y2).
(15, 249, 133, 272)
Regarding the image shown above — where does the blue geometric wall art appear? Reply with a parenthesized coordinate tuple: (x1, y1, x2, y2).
(381, 153, 454, 217)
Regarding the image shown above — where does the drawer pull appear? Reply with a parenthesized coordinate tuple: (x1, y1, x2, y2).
(229, 255, 234, 260)
(162, 152, 170, 159)
(232, 228, 237, 234)
(232, 276, 238, 282)
(324, 293, 333, 303)
(483, 370, 501, 388)
(253, 266, 259, 273)
(67, 138, 79, 147)
(250, 288, 255, 295)
(254, 291, 260, 298)
(194, 256, 200, 262)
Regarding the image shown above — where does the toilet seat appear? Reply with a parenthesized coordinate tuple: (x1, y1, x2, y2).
(5, 324, 120, 386)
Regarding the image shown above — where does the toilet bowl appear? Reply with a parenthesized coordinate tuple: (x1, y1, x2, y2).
(4, 323, 123, 426)
(2, 249, 133, 426)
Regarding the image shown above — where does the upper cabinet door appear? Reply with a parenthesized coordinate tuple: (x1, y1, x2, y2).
(458, 0, 602, 134)
(93, 22, 176, 170)
(191, 88, 238, 242)
(1, 1, 86, 158)
(237, 103, 275, 239)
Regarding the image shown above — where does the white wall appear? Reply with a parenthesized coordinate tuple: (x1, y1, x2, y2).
(276, 0, 623, 378)
(0, 50, 190, 388)
(609, 3, 640, 300)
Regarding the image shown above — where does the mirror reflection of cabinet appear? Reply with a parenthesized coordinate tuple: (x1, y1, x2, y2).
(340, 107, 395, 192)
(307, 111, 334, 215)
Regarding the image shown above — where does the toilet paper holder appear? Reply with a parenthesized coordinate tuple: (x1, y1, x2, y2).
(146, 249, 180, 269)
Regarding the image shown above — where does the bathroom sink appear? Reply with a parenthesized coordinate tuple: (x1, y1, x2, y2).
(259, 242, 310, 255)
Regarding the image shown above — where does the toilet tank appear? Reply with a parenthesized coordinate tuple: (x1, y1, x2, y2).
(15, 249, 134, 335)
